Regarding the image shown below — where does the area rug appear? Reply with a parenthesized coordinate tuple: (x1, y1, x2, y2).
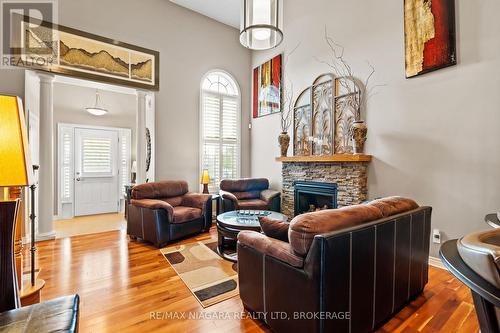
(160, 240, 238, 307)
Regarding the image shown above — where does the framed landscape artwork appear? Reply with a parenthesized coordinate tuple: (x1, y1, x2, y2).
(404, 0, 456, 78)
(253, 54, 282, 118)
(17, 16, 159, 90)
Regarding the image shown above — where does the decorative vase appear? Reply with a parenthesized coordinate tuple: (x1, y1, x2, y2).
(278, 132, 290, 157)
(351, 120, 368, 154)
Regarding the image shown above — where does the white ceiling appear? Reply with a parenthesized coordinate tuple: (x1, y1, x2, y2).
(169, 0, 240, 29)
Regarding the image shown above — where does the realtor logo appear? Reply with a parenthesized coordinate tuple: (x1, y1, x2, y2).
(1, 0, 57, 68)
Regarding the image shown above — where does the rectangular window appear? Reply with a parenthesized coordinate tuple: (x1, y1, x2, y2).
(82, 137, 113, 174)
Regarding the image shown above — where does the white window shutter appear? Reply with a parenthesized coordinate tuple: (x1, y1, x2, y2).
(201, 72, 241, 193)
(119, 130, 131, 196)
(81, 137, 113, 174)
(60, 126, 73, 203)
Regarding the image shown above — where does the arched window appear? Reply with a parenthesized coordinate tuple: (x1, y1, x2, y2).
(200, 71, 241, 192)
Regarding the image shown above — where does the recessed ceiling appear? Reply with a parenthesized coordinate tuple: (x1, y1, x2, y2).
(170, 0, 240, 29)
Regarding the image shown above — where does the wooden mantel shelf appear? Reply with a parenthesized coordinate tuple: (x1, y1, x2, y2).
(275, 154, 372, 163)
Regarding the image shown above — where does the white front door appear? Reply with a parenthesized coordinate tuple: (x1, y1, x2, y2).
(74, 128, 119, 216)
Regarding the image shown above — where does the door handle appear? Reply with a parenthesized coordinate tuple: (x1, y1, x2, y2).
(76, 177, 81, 181)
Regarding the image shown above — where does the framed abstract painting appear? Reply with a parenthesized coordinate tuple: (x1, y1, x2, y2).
(253, 54, 282, 118)
(404, 0, 456, 78)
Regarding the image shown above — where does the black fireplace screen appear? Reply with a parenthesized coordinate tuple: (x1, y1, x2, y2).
(294, 181, 338, 216)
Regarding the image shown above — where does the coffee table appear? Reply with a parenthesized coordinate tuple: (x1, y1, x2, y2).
(216, 210, 288, 262)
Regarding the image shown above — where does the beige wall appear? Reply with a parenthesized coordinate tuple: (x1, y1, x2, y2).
(251, 0, 500, 256)
(0, 0, 252, 192)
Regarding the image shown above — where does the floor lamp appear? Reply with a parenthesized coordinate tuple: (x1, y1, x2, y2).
(0, 96, 35, 309)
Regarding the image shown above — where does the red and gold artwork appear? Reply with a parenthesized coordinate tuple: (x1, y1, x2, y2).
(404, 0, 456, 78)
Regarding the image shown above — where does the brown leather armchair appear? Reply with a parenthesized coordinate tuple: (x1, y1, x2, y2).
(127, 180, 212, 247)
(219, 178, 280, 213)
(237, 197, 432, 333)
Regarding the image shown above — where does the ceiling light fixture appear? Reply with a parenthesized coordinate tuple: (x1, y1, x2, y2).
(86, 90, 108, 116)
(240, 0, 283, 50)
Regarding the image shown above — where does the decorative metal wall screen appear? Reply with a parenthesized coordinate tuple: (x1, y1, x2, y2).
(293, 74, 360, 156)
(312, 78, 334, 155)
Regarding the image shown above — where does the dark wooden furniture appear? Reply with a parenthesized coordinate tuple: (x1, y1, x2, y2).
(440, 239, 500, 333)
(0, 200, 80, 332)
(124, 185, 134, 218)
(0, 200, 20, 313)
(216, 210, 287, 262)
(211, 194, 221, 217)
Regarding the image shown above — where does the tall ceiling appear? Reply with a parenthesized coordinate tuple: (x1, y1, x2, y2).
(169, 0, 240, 29)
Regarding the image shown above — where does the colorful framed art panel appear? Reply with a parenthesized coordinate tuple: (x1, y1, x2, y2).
(253, 54, 282, 118)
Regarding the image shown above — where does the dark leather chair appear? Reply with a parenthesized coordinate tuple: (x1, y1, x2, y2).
(440, 230, 500, 333)
(219, 178, 280, 213)
(0, 295, 80, 332)
(127, 180, 212, 247)
(0, 201, 79, 332)
(237, 197, 432, 333)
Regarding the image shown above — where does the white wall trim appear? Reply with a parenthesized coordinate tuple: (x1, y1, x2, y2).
(429, 256, 446, 270)
(54, 74, 137, 95)
(36, 231, 56, 241)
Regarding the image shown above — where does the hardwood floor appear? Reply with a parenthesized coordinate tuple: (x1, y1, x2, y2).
(54, 213, 126, 239)
(28, 228, 480, 333)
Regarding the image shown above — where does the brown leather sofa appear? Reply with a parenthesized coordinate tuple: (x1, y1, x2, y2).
(127, 180, 212, 247)
(238, 197, 432, 333)
(219, 178, 280, 213)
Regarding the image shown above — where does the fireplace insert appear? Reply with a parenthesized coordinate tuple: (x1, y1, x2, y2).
(294, 181, 338, 216)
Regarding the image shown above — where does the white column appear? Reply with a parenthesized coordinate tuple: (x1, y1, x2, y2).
(136, 90, 147, 184)
(145, 93, 155, 182)
(36, 72, 55, 240)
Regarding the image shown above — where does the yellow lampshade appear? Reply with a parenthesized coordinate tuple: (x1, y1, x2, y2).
(0, 95, 33, 186)
(200, 169, 210, 184)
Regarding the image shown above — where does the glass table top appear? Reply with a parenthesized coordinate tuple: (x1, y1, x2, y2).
(217, 210, 288, 230)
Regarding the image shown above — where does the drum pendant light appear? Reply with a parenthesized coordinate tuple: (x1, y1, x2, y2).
(240, 0, 283, 50)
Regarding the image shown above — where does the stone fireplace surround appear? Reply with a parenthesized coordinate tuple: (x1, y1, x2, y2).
(277, 155, 371, 217)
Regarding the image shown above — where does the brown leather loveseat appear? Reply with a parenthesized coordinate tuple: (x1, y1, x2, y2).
(219, 178, 280, 213)
(238, 197, 432, 333)
(127, 180, 212, 247)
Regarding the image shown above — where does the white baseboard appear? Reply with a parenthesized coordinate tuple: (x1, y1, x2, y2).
(36, 231, 56, 241)
(429, 256, 446, 270)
